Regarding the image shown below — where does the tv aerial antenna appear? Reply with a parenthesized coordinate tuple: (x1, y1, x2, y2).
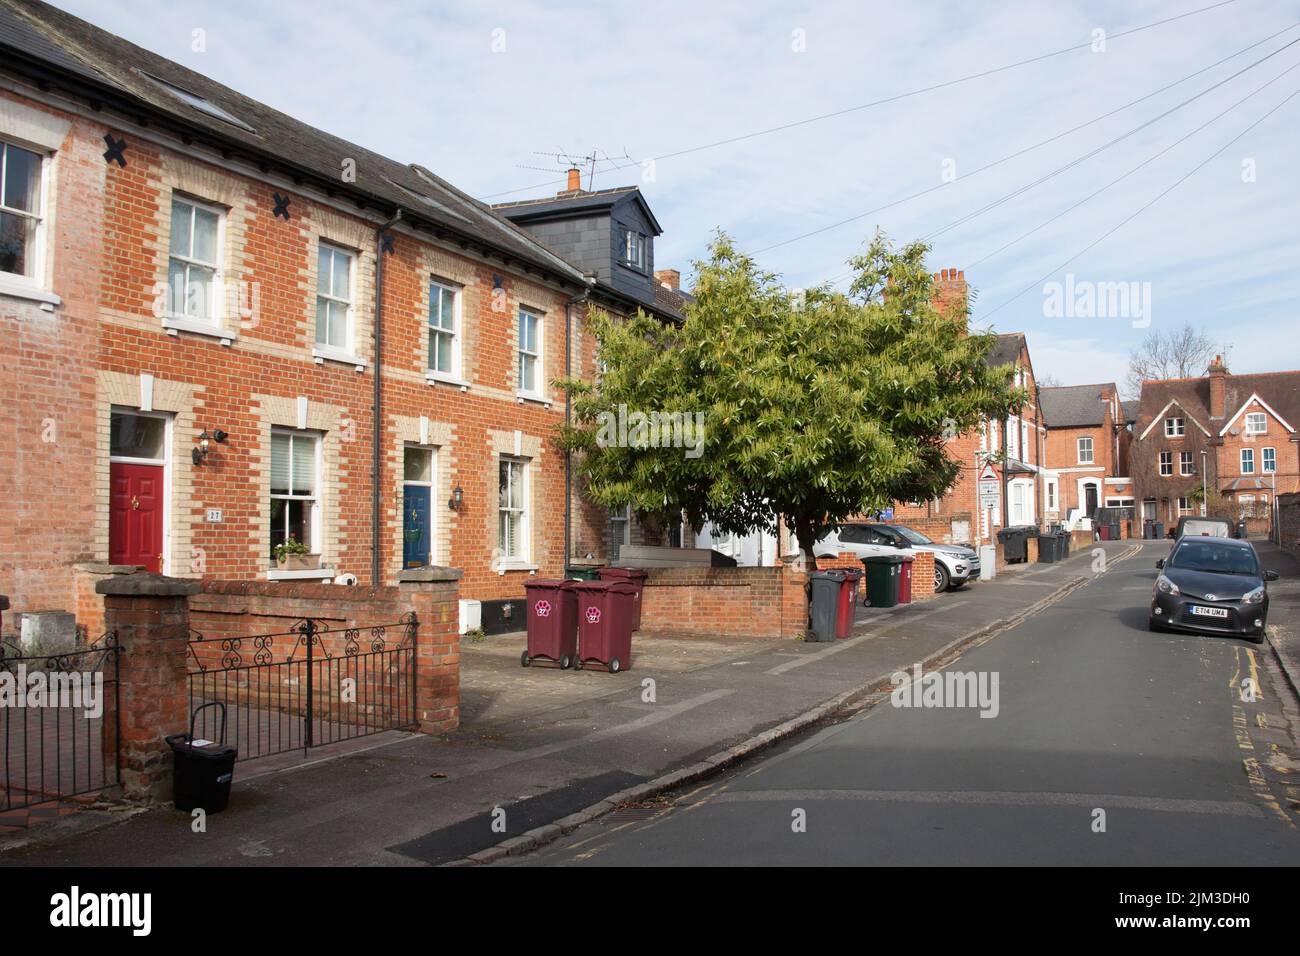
(515, 147, 635, 191)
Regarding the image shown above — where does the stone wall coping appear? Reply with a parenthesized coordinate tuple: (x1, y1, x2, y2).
(74, 562, 145, 575)
(397, 567, 464, 583)
(96, 573, 202, 597)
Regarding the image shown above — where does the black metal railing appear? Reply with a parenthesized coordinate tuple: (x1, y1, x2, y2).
(0, 632, 121, 812)
(186, 613, 417, 762)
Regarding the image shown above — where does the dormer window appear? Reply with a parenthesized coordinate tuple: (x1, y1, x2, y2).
(618, 227, 646, 271)
(1164, 416, 1184, 437)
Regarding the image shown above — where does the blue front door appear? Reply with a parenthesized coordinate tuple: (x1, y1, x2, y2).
(403, 485, 431, 568)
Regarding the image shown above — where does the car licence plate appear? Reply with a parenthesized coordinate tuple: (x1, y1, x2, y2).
(1190, 606, 1229, 618)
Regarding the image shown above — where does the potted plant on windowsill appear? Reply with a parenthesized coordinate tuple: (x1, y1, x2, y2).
(274, 537, 321, 571)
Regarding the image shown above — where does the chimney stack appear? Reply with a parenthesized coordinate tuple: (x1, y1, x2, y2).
(655, 268, 680, 291)
(1208, 354, 1228, 419)
(931, 268, 969, 317)
(562, 167, 583, 195)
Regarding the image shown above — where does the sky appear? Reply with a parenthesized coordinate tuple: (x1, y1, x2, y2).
(49, 0, 1300, 395)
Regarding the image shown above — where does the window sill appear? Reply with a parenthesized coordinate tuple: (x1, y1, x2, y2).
(267, 566, 337, 581)
(162, 316, 238, 345)
(426, 371, 470, 391)
(496, 562, 538, 576)
(313, 345, 367, 371)
(0, 276, 60, 310)
(516, 392, 552, 409)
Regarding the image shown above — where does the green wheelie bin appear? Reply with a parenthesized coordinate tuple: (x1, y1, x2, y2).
(862, 555, 906, 608)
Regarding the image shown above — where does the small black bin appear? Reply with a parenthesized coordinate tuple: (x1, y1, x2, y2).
(166, 701, 237, 814)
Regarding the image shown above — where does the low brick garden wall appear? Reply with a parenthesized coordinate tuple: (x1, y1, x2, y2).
(639, 559, 808, 640)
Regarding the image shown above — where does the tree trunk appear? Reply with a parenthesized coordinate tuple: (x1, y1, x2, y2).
(794, 515, 818, 565)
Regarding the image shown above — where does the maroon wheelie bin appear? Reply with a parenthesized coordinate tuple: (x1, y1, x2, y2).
(595, 567, 648, 630)
(522, 578, 578, 669)
(835, 568, 862, 638)
(571, 579, 637, 673)
(898, 555, 914, 604)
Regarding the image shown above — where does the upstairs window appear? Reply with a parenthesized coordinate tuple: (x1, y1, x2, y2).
(1077, 437, 1094, 464)
(315, 242, 354, 352)
(427, 279, 460, 376)
(1159, 451, 1173, 476)
(618, 227, 646, 270)
(1263, 447, 1276, 473)
(1244, 412, 1267, 435)
(1165, 416, 1185, 437)
(0, 139, 44, 280)
(1241, 448, 1255, 474)
(1179, 451, 1194, 476)
(168, 195, 222, 322)
(517, 308, 542, 395)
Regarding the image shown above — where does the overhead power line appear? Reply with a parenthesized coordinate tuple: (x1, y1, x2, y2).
(476, 0, 1243, 201)
(978, 86, 1300, 321)
(966, 58, 1300, 269)
(758, 28, 1300, 255)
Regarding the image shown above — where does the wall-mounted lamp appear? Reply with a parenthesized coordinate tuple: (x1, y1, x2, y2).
(448, 485, 463, 511)
(192, 428, 229, 466)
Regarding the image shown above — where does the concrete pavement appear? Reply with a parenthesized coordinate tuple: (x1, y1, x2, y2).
(0, 540, 1133, 866)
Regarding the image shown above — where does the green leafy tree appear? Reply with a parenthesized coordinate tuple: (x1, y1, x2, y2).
(557, 232, 1024, 560)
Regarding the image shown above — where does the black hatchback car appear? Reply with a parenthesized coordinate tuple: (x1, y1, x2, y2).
(1149, 536, 1278, 643)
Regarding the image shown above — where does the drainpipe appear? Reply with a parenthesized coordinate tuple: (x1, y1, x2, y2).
(563, 277, 596, 566)
(371, 209, 403, 586)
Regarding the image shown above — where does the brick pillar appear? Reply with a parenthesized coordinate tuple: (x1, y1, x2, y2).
(97, 573, 199, 802)
(779, 555, 809, 638)
(911, 552, 936, 601)
(397, 567, 462, 734)
(1026, 536, 1039, 563)
(73, 562, 144, 643)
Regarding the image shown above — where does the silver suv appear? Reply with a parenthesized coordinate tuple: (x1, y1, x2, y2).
(814, 523, 980, 592)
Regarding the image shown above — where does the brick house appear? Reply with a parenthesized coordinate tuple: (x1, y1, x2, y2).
(1131, 356, 1300, 534)
(1039, 382, 1133, 523)
(892, 275, 1046, 546)
(0, 0, 658, 627)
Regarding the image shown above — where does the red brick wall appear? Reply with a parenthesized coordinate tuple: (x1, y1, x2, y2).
(639, 563, 808, 640)
(0, 103, 104, 615)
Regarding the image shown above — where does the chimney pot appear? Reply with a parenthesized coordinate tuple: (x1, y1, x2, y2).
(564, 167, 582, 194)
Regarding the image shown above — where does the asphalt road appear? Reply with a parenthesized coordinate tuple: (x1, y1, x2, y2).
(513, 541, 1300, 865)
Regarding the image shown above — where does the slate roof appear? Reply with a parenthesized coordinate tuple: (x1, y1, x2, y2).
(1134, 370, 1300, 437)
(985, 332, 1026, 369)
(494, 186, 663, 234)
(1040, 384, 1116, 429)
(0, 0, 586, 285)
(1122, 400, 1140, 424)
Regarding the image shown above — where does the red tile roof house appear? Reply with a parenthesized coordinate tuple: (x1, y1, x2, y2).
(891, 272, 1049, 548)
(0, 0, 681, 632)
(1039, 383, 1133, 526)
(1130, 356, 1300, 536)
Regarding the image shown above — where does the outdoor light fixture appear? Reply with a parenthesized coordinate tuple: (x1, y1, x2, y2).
(449, 485, 463, 510)
(192, 428, 229, 466)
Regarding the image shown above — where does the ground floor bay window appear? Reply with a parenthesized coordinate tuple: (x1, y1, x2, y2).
(498, 456, 530, 567)
(270, 429, 320, 566)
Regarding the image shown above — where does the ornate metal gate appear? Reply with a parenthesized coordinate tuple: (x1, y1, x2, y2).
(186, 614, 417, 761)
(0, 632, 121, 811)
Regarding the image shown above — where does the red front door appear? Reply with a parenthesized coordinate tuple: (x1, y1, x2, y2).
(110, 462, 164, 572)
